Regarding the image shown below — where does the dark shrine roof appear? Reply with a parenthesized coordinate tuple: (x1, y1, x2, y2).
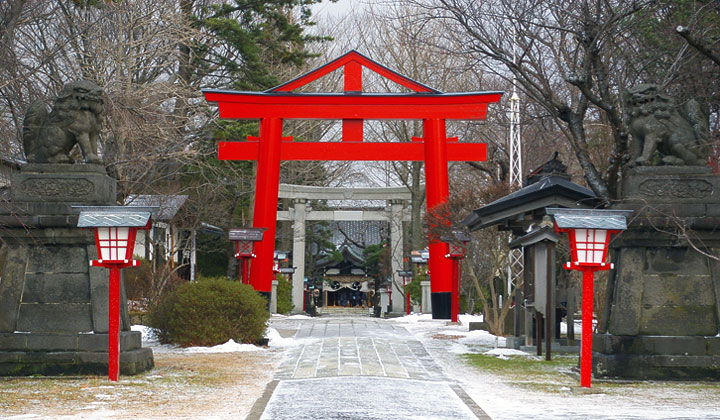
(462, 175, 599, 232)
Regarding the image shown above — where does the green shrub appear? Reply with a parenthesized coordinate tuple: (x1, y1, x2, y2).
(276, 274, 294, 314)
(147, 276, 269, 346)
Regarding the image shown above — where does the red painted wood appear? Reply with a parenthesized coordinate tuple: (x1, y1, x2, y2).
(581, 269, 594, 388)
(406, 279, 411, 315)
(205, 91, 500, 105)
(343, 61, 364, 142)
(344, 61, 362, 91)
(423, 119, 452, 295)
(108, 266, 120, 382)
(249, 118, 283, 293)
(218, 142, 487, 161)
(215, 102, 490, 120)
(451, 258, 459, 323)
(241, 258, 249, 285)
(268, 50, 437, 93)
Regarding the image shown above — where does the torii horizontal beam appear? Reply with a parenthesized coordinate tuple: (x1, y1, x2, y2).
(219, 141, 486, 161)
(277, 183, 414, 200)
(203, 90, 502, 120)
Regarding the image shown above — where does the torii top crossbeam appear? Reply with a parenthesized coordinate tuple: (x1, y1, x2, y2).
(203, 50, 502, 319)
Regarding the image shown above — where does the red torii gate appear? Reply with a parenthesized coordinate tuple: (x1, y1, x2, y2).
(203, 51, 501, 319)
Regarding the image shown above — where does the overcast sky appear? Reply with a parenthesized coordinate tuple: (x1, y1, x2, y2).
(311, 0, 362, 19)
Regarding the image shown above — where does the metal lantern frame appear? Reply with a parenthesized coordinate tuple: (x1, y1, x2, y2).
(273, 250, 289, 276)
(410, 249, 430, 265)
(547, 207, 631, 388)
(76, 206, 154, 382)
(397, 270, 414, 315)
(229, 228, 266, 286)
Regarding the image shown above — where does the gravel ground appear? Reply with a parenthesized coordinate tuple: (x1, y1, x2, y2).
(0, 347, 282, 419)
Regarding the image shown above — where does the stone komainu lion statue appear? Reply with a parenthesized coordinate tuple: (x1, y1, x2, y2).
(23, 80, 104, 164)
(626, 84, 710, 166)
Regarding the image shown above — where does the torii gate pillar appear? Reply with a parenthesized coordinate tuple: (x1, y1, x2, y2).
(250, 118, 283, 301)
(423, 118, 453, 318)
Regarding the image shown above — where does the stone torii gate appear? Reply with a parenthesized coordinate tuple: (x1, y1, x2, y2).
(276, 183, 412, 313)
(203, 50, 502, 319)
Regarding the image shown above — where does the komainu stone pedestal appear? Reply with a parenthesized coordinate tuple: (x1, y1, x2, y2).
(595, 166, 720, 380)
(0, 164, 153, 376)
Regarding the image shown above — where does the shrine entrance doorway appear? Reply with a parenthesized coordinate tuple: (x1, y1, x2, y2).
(203, 50, 501, 319)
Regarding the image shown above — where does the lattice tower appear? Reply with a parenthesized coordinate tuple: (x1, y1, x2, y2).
(507, 32, 524, 294)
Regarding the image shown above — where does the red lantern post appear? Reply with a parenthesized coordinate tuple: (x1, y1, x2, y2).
(397, 270, 414, 315)
(444, 230, 470, 323)
(229, 228, 266, 285)
(77, 206, 154, 381)
(547, 208, 631, 388)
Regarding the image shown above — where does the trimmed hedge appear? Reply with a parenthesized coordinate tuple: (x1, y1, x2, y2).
(147, 276, 269, 347)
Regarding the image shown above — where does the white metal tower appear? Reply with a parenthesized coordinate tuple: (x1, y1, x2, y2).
(507, 31, 524, 295)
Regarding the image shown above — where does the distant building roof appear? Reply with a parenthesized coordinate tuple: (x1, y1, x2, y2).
(314, 220, 388, 271)
(125, 194, 188, 221)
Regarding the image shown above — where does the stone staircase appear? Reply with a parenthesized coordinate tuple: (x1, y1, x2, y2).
(319, 306, 372, 317)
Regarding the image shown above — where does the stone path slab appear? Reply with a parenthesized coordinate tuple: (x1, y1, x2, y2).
(258, 376, 481, 420)
(274, 318, 445, 381)
(257, 317, 492, 420)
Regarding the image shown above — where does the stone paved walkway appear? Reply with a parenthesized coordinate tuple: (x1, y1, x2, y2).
(275, 318, 445, 380)
(247, 317, 491, 420)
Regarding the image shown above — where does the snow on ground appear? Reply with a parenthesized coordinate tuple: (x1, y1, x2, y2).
(184, 339, 260, 353)
(390, 314, 720, 420)
(483, 347, 535, 360)
(131, 325, 265, 353)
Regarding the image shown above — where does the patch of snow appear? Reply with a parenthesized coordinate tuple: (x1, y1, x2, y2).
(458, 314, 484, 324)
(393, 313, 434, 323)
(286, 314, 313, 320)
(131, 325, 157, 346)
(449, 342, 471, 354)
(131, 324, 263, 353)
(265, 327, 317, 348)
(484, 348, 532, 357)
(184, 339, 261, 353)
(459, 330, 507, 347)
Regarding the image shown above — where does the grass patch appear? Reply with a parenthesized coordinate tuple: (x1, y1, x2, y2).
(463, 353, 579, 392)
(463, 353, 720, 397)
(464, 353, 577, 374)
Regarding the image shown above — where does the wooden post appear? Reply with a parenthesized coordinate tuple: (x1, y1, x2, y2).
(536, 311, 543, 357)
(581, 269, 594, 388)
(108, 266, 121, 382)
(524, 247, 533, 346)
(514, 286, 522, 337)
(546, 241, 554, 361)
(567, 286, 575, 346)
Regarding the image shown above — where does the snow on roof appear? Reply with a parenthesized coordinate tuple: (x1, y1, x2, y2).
(125, 194, 188, 221)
